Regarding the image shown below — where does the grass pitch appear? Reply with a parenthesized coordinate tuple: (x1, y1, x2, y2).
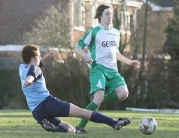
(0, 110, 178, 138)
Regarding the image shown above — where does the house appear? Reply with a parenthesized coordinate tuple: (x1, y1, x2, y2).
(136, 0, 175, 52)
(0, 0, 69, 45)
(0, 0, 143, 47)
(0, 0, 144, 66)
(73, 0, 143, 52)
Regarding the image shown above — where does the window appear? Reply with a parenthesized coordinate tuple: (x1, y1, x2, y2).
(92, 2, 99, 27)
(120, 10, 130, 34)
(74, 0, 85, 28)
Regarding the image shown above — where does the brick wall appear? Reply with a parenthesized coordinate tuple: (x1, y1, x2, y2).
(0, 0, 67, 44)
(137, 4, 173, 51)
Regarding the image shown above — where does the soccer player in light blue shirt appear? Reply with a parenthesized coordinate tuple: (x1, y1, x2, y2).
(19, 45, 131, 133)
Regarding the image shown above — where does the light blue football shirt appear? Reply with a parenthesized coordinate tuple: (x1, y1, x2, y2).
(19, 63, 50, 111)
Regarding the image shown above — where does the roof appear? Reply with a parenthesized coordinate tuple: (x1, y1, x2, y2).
(0, 45, 24, 51)
(150, 0, 175, 7)
(130, 0, 143, 2)
(0, 0, 67, 44)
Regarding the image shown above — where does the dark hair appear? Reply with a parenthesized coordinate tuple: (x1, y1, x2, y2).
(94, 4, 111, 22)
(21, 45, 39, 64)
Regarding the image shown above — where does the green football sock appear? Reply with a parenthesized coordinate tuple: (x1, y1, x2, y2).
(102, 92, 120, 104)
(77, 101, 98, 129)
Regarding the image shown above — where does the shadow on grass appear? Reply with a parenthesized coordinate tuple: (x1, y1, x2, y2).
(0, 114, 32, 118)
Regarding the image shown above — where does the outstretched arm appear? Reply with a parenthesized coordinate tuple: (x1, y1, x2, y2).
(116, 53, 140, 68)
(75, 46, 93, 64)
(24, 75, 34, 86)
(40, 50, 56, 65)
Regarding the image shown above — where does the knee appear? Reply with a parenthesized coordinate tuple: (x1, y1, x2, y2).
(93, 96, 104, 106)
(118, 90, 129, 101)
(93, 90, 105, 106)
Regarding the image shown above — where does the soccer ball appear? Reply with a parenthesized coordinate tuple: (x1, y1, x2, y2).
(139, 116, 157, 135)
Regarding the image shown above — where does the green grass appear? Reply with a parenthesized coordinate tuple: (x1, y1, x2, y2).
(0, 110, 178, 138)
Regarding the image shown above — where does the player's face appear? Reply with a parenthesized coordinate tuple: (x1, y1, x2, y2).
(32, 50, 41, 66)
(101, 8, 113, 26)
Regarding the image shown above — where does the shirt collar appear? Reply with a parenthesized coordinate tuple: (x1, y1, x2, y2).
(98, 24, 113, 30)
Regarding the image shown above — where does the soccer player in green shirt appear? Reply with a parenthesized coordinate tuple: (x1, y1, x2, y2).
(75, 4, 140, 134)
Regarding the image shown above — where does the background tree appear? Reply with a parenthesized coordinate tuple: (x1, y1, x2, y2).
(22, 2, 70, 49)
(0, 54, 27, 109)
(130, 0, 150, 107)
(164, 0, 179, 108)
(1, 0, 175, 109)
(21, 1, 91, 108)
(165, 0, 179, 61)
(113, 0, 174, 109)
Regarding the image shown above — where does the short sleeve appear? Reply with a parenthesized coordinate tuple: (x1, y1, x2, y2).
(76, 30, 92, 49)
(27, 65, 42, 81)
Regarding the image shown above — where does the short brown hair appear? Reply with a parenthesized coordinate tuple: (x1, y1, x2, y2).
(21, 45, 39, 64)
(94, 4, 112, 22)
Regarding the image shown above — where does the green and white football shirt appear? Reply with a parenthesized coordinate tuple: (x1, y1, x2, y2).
(76, 24, 120, 70)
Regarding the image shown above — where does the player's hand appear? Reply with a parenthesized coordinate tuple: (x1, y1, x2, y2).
(130, 60, 140, 68)
(24, 81, 33, 86)
(83, 54, 93, 64)
(48, 50, 56, 57)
